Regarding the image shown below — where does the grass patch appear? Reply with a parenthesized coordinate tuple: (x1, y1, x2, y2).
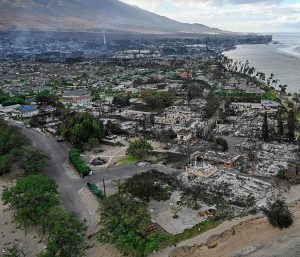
(264, 90, 279, 101)
(159, 218, 221, 248)
(115, 155, 140, 166)
(296, 112, 300, 121)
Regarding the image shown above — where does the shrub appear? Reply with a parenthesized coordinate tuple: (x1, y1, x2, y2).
(261, 199, 293, 229)
(69, 149, 90, 177)
(2, 244, 22, 257)
(214, 137, 228, 152)
(0, 154, 13, 175)
(22, 149, 48, 174)
(276, 170, 288, 180)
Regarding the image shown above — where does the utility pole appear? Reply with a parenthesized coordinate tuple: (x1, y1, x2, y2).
(103, 179, 106, 197)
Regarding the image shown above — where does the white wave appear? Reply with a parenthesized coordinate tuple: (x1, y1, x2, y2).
(277, 45, 300, 58)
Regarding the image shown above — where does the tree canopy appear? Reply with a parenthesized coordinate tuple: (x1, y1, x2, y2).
(126, 138, 153, 159)
(0, 90, 26, 106)
(112, 94, 131, 107)
(35, 91, 59, 106)
(124, 170, 173, 202)
(2, 174, 59, 227)
(141, 90, 174, 111)
(2, 174, 85, 257)
(22, 148, 48, 175)
(60, 112, 104, 148)
(97, 194, 161, 257)
(0, 120, 27, 175)
(39, 208, 85, 257)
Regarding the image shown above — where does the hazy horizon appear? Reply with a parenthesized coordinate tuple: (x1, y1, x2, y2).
(121, 0, 300, 33)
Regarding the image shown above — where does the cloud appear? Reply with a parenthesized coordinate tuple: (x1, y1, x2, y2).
(121, 0, 161, 11)
(170, 0, 283, 8)
(123, 0, 283, 7)
(121, 0, 300, 32)
(216, 0, 281, 4)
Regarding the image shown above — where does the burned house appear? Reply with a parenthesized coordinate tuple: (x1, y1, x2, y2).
(194, 150, 242, 169)
(177, 129, 192, 142)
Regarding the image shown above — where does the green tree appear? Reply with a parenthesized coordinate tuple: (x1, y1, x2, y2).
(202, 94, 220, 119)
(39, 208, 85, 257)
(287, 110, 295, 142)
(2, 174, 59, 227)
(124, 170, 172, 202)
(112, 94, 131, 107)
(22, 149, 48, 174)
(60, 113, 104, 148)
(35, 91, 58, 106)
(141, 91, 174, 111)
(126, 139, 153, 159)
(0, 120, 27, 175)
(261, 112, 269, 141)
(0, 91, 26, 106)
(98, 194, 161, 257)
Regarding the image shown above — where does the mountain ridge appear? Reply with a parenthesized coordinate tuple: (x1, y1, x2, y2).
(0, 0, 227, 35)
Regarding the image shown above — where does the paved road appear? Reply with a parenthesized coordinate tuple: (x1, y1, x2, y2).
(16, 124, 179, 233)
(19, 126, 96, 228)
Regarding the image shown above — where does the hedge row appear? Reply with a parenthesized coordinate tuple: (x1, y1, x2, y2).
(87, 182, 105, 200)
(69, 149, 91, 177)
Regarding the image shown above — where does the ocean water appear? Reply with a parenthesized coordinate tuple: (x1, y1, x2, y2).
(223, 33, 300, 92)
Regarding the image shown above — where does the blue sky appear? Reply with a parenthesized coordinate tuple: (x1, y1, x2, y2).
(121, 0, 300, 32)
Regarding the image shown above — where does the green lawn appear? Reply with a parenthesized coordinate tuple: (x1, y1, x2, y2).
(115, 155, 140, 166)
(264, 91, 279, 101)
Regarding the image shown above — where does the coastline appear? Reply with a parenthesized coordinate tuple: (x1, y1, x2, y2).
(222, 34, 300, 93)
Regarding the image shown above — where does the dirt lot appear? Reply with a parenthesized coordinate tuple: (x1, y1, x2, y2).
(0, 176, 44, 256)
